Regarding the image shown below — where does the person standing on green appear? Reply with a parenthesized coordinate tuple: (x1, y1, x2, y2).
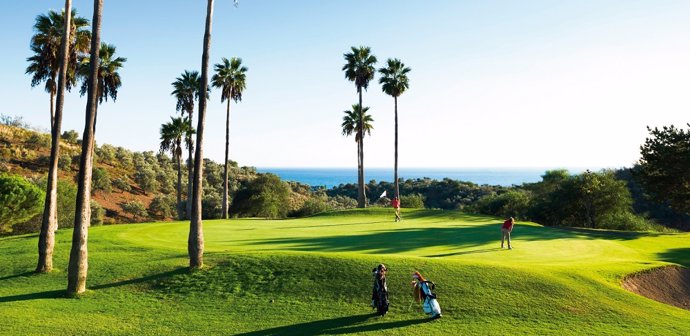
(501, 217, 515, 249)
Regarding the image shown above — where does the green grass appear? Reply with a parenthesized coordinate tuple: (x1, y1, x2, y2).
(1, 209, 688, 335)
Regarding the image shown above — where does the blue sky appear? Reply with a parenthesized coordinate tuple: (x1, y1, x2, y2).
(2, 1, 689, 168)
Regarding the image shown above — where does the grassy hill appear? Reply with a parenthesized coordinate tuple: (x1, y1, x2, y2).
(1, 209, 688, 335)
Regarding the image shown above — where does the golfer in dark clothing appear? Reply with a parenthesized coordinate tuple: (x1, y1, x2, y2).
(501, 217, 515, 249)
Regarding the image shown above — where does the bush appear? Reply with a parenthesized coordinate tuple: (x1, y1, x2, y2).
(230, 174, 291, 219)
(58, 153, 72, 170)
(0, 174, 45, 233)
(61, 130, 79, 144)
(113, 177, 131, 192)
(474, 190, 532, 219)
(149, 194, 173, 219)
(134, 166, 158, 194)
(90, 200, 105, 226)
(293, 197, 332, 217)
(96, 144, 116, 163)
(91, 167, 112, 193)
(122, 200, 148, 222)
(401, 194, 425, 208)
(26, 133, 50, 149)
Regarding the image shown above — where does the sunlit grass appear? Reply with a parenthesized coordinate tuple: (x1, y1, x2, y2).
(1, 209, 688, 335)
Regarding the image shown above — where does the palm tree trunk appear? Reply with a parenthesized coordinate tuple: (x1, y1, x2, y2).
(50, 90, 56, 131)
(222, 98, 230, 219)
(176, 152, 183, 220)
(394, 96, 399, 201)
(186, 108, 194, 220)
(67, 0, 102, 296)
(189, 0, 213, 268)
(36, 0, 72, 274)
(357, 88, 366, 208)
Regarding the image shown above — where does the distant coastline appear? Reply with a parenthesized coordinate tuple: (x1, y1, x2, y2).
(257, 167, 595, 188)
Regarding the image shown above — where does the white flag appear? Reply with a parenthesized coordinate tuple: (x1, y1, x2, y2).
(379, 190, 387, 199)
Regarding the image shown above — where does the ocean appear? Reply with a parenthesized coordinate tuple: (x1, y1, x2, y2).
(256, 167, 587, 188)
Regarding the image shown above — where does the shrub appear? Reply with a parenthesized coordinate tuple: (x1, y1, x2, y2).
(26, 133, 50, 149)
(134, 166, 158, 194)
(293, 196, 332, 217)
(401, 194, 425, 208)
(149, 194, 174, 219)
(230, 173, 291, 219)
(90, 200, 105, 226)
(0, 174, 45, 233)
(474, 190, 532, 219)
(96, 144, 116, 163)
(113, 177, 131, 192)
(121, 200, 148, 222)
(58, 153, 72, 170)
(91, 167, 112, 193)
(61, 130, 79, 144)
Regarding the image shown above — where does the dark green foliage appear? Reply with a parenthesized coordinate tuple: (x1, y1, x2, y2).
(121, 200, 148, 221)
(15, 179, 77, 234)
(473, 189, 531, 219)
(636, 125, 690, 216)
(61, 130, 79, 143)
(523, 170, 645, 230)
(331, 178, 499, 210)
(231, 174, 291, 219)
(400, 193, 425, 208)
(616, 167, 690, 230)
(0, 174, 45, 233)
(90, 200, 104, 225)
(91, 167, 111, 193)
(149, 194, 174, 219)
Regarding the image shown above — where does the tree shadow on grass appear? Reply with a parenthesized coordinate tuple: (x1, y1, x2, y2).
(235, 313, 429, 336)
(0, 267, 188, 303)
(658, 247, 690, 268)
(0, 271, 34, 281)
(250, 223, 654, 255)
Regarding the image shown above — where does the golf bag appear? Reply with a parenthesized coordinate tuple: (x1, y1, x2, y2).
(371, 267, 389, 316)
(419, 281, 442, 318)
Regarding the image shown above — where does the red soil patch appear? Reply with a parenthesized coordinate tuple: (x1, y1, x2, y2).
(622, 266, 690, 311)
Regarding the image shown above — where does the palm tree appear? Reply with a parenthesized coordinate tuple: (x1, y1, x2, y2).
(26, 8, 90, 130)
(28, 5, 90, 274)
(211, 57, 247, 219)
(160, 117, 194, 220)
(78, 42, 126, 134)
(342, 46, 377, 208)
(171, 70, 202, 220)
(188, 0, 217, 269)
(342, 104, 374, 179)
(379, 58, 411, 205)
(67, 0, 103, 296)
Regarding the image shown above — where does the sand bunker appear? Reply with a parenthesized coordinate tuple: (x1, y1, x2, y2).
(622, 265, 690, 310)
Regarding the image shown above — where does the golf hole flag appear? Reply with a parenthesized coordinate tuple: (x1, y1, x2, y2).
(379, 190, 387, 199)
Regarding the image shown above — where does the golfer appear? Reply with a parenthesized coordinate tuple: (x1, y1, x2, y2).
(501, 217, 515, 249)
(391, 197, 401, 222)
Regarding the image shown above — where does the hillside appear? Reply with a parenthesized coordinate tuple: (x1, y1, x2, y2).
(1, 209, 688, 335)
(0, 123, 270, 229)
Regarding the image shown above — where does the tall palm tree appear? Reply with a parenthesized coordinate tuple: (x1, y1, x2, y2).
(342, 104, 374, 178)
(211, 57, 247, 219)
(160, 117, 194, 220)
(26, 9, 90, 130)
(188, 0, 217, 269)
(67, 0, 103, 296)
(379, 58, 411, 204)
(171, 70, 202, 220)
(78, 42, 126, 134)
(342, 46, 377, 208)
(28, 7, 90, 274)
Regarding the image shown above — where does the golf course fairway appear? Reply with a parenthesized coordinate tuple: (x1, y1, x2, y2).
(1, 209, 688, 335)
